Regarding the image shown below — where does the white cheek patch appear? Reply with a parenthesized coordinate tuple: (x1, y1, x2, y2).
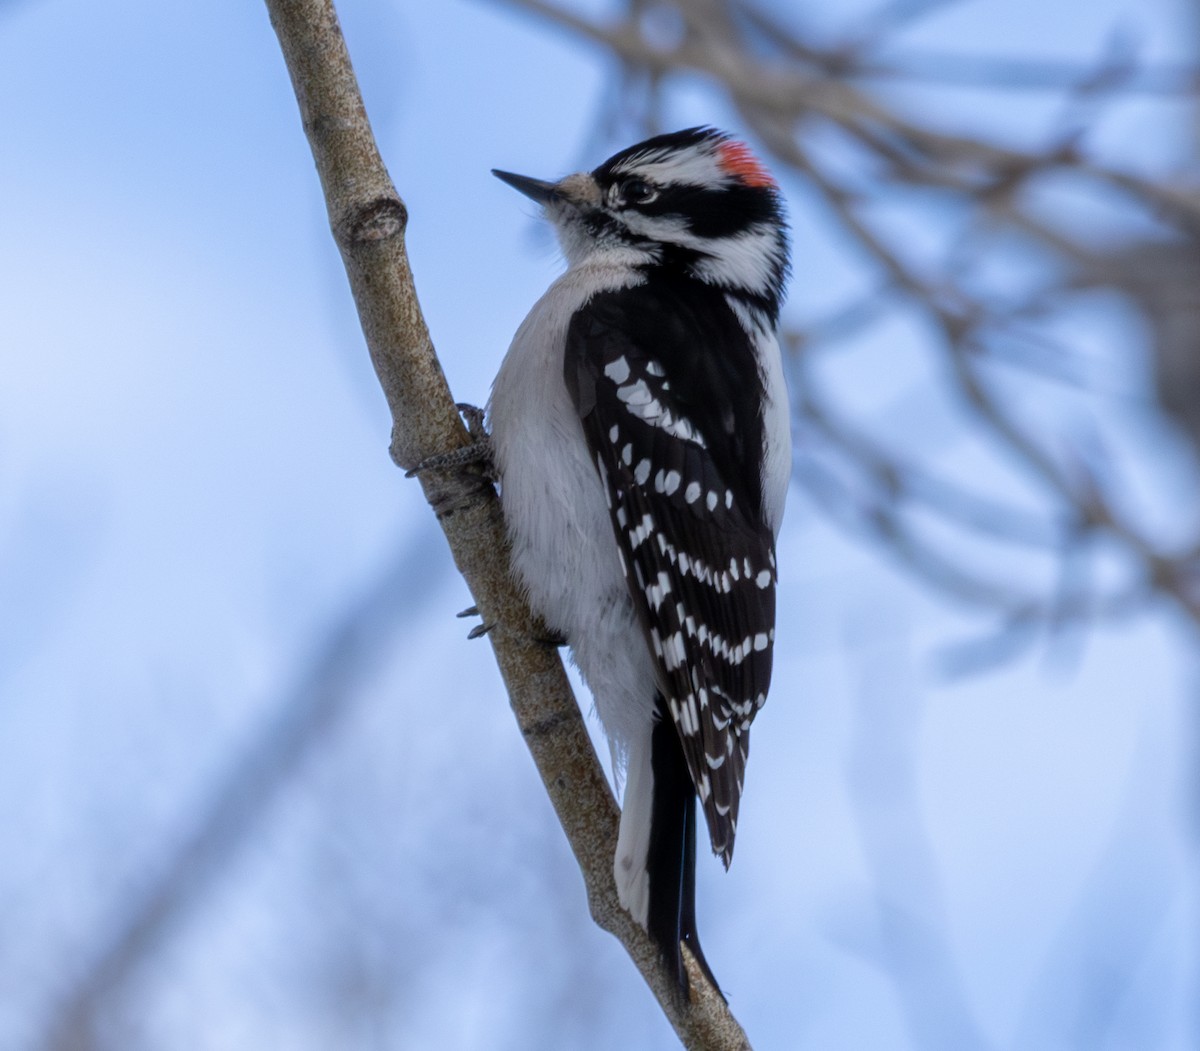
(687, 225, 786, 294)
(620, 212, 692, 244)
(619, 213, 784, 299)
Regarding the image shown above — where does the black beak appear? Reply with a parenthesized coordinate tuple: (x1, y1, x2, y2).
(492, 169, 559, 204)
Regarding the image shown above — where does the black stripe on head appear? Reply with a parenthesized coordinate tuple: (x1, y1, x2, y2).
(582, 209, 665, 256)
(584, 210, 633, 243)
(638, 182, 783, 239)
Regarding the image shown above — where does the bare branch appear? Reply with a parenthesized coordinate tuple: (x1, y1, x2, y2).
(261, 0, 749, 1045)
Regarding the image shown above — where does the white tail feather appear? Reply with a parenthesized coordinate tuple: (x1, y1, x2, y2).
(614, 732, 653, 926)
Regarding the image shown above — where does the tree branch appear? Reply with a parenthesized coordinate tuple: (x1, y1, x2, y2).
(263, 0, 748, 1045)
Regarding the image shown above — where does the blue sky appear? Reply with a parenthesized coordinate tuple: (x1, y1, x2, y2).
(1, 0, 1196, 1048)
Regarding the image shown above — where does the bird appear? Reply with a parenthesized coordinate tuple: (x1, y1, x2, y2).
(487, 127, 790, 996)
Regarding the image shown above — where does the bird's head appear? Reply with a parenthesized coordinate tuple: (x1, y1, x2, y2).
(494, 127, 788, 320)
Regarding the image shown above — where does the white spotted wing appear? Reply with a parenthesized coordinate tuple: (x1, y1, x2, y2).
(564, 278, 778, 864)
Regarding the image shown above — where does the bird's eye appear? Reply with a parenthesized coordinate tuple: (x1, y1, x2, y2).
(620, 177, 657, 205)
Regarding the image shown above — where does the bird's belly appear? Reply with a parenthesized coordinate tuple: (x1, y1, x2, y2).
(489, 279, 659, 753)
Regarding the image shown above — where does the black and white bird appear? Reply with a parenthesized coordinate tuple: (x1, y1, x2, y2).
(488, 127, 790, 994)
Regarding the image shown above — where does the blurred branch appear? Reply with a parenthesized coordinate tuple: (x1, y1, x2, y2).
(493, 0, 1200, 653)
(496, 0, 1200, 223)
(259, 1, 748, 1047)
(802, 144, 1200, 625)
(38, 531, 444, 1051)
(791, 364, 1065, 550)
(842, 619, 995, 1051)
(738, 0, 1199, 94)
(1010, 723, 1177, 1048)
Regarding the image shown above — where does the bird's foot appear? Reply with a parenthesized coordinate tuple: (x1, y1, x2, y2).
(404, 403, 494, 479)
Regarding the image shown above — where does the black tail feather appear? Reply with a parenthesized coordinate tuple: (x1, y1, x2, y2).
(647, 694, 723, 999)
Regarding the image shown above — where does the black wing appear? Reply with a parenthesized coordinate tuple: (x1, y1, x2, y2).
(565, 273, 778, 864)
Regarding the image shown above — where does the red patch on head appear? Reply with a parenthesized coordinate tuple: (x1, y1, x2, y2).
(717, 140, 774, 188)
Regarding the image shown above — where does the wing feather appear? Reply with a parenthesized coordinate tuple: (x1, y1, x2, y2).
(565, 279, 778, 864)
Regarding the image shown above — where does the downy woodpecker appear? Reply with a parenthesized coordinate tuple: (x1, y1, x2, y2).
(488, 127, 790, 994)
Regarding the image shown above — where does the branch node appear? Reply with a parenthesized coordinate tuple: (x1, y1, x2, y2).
(337, 196, 408, 247)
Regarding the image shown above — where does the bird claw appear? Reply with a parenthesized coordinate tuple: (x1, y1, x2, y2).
(456, 402, 489, 443)
(456, 603, 492, 639)
(404, 441, 492, 478)
(404, 404, 495, 479)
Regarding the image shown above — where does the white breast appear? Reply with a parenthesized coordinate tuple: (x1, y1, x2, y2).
(488, 259, 660, 757)
(489, 259, 637, 630)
